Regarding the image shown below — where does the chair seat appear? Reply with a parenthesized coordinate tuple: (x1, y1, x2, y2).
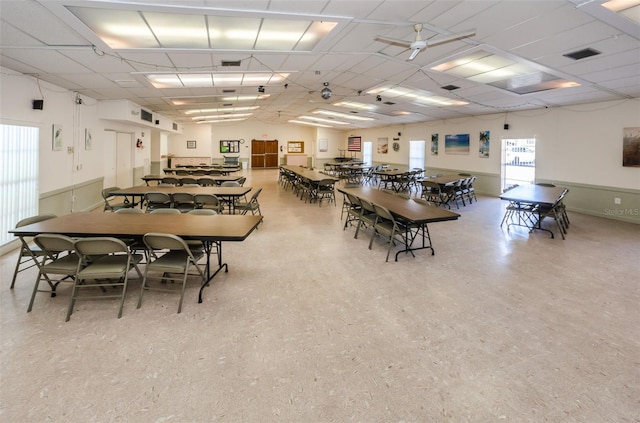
(76, 254, 143, 279)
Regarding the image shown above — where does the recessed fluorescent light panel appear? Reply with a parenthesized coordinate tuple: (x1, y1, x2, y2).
(146, 72, 289, 89)
(288, 120, 333, 128)
(66, 6, 338, 50)
(183, 106, 259, 115)
(366, 85, 468, 107)
(169, 95, 270, 105)
(313, 110, 375, 121)
(431, 50, 580, 95)
(602, 0, 640, 24)
(297, 116, 349, 125)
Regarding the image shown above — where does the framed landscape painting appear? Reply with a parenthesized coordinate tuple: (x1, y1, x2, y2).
(622, 127, 640, 167)
(445, 133, 470, 154)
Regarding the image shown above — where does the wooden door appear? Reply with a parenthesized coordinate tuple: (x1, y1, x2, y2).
(265, 140, 279, 168)
(251, 139, 279, 168)
(251, 139, 266, 168)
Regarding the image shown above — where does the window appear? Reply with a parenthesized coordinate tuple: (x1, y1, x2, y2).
(363, 141, 372, 165)
(502, 137, 536, 190)
(409, 140, 426, 170)
(1, 124, 39, 246)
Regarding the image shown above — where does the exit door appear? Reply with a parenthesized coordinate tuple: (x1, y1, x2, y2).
(251, 139, 279, 168)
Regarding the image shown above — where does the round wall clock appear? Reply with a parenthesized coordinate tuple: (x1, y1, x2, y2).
(392, 142, 400, 152)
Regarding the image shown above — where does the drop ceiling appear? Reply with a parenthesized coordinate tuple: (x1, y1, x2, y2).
(0, 0, 638, 129)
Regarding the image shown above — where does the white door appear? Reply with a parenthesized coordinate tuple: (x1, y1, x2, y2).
(116, 132, 133, 188)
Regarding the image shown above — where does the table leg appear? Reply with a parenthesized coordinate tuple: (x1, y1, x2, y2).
(198, 240, 228, 303)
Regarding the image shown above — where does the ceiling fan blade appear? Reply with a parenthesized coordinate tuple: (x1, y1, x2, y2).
(374, 35, 413, 49)
(425, 29, 476, 48)
(407, 47, 421, 61)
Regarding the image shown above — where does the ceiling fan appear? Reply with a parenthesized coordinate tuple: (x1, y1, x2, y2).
(375, 24, 476, 61)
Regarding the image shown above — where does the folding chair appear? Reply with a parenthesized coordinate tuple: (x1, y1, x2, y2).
(10, 214, 57, 289)
(66, 237, 143, 321)
(138, 233, 206, 313)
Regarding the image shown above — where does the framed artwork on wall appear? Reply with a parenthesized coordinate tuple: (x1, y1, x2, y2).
(479, 130, 490, 158)
(431, 133, 439, 155)
(187, 140, 197, 149)
(622, 127, 640, 167)
(377, 137, 388, 154)
(84, 128, 92, 150)
(348, 136, 361, 152)
(445, 134, 470, 154)
(52, 124, 63, 151)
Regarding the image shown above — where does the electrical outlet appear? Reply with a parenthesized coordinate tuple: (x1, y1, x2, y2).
(614, 197, 621, 205)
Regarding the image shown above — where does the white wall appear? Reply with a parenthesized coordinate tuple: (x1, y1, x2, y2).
(0, 67, 157, 196)
(3, 66, 638, 196)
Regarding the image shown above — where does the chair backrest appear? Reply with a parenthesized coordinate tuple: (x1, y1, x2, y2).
(74, 237, 129, 256)
(421, 180, 441, 193)
(249, 187, 263, 202)
(221, 181, 240, 187)
(115, 207, 144, 214)
(171, 192, 194, 203)
(33, 233, 76, 255)
(145, 192, 171, 204)
(372, 203, 396, 223)
(143, 233, 194, 254)
(194, 193, 222, 208)
(187, 209, 218, 215)
(359, 198, 376, 214)
(150, 208, 181, 214)
(237, 177, 247, 186)
(101, 187, 120, 200)
(15, 213, 57, 229)
(197, 177, 216, 186)
(161, 177, 179, 185)
(346, 193, 361, 208)
(180, 177, 198, 185)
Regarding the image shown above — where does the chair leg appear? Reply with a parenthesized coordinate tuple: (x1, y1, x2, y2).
(65, 278, 81, 322)
(27, 272, 44, 312)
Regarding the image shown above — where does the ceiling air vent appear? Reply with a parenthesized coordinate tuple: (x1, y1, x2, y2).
(383, 101, 396, 106)
(222, 89, 236, 93)
(221, 60, 241, 67)
(563, 48, 601, 60)
(441, 84, 460, 91)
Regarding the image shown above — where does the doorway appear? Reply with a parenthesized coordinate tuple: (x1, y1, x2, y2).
(251, 139, 279, 168)
(116, 132, 133, 188)
(502, 138, 536, 191)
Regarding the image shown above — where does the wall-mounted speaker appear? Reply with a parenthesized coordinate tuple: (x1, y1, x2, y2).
(504, 124, 509, 130)
(155, 120, 160, 125)
(32, 99, 44, 110)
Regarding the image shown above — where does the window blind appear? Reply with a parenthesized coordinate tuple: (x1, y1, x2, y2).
(1, 124, 39, 246)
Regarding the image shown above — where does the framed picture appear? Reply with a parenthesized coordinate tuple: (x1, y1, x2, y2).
(377, 137, 388, 154)
(288, 141, 304, 153)
(187, 140, 196, 149)
(445, 134, 470, 154)
(622, 127, 640, 167)
(318, 138, 328, 153)
(85, 128, 92, 150)
(52, 124, 63, 151)
(348, 136, 361, 152)
(431, 133, 439, 155)
(479, 130, 490, 158)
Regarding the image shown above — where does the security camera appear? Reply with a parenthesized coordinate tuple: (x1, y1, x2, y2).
(321, 88, 332, 99)
(376, 95, 382, 102)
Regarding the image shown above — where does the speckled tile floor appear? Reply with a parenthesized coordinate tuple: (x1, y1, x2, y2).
(1, 169, 639, 422)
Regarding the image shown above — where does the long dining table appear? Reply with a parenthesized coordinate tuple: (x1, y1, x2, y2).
(499, 184, 569, 238)
(9, 212, 262, 303)
(141, 174, 243, 185)
(112, 185, 252, 214)
(338, 186, 460, 260)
